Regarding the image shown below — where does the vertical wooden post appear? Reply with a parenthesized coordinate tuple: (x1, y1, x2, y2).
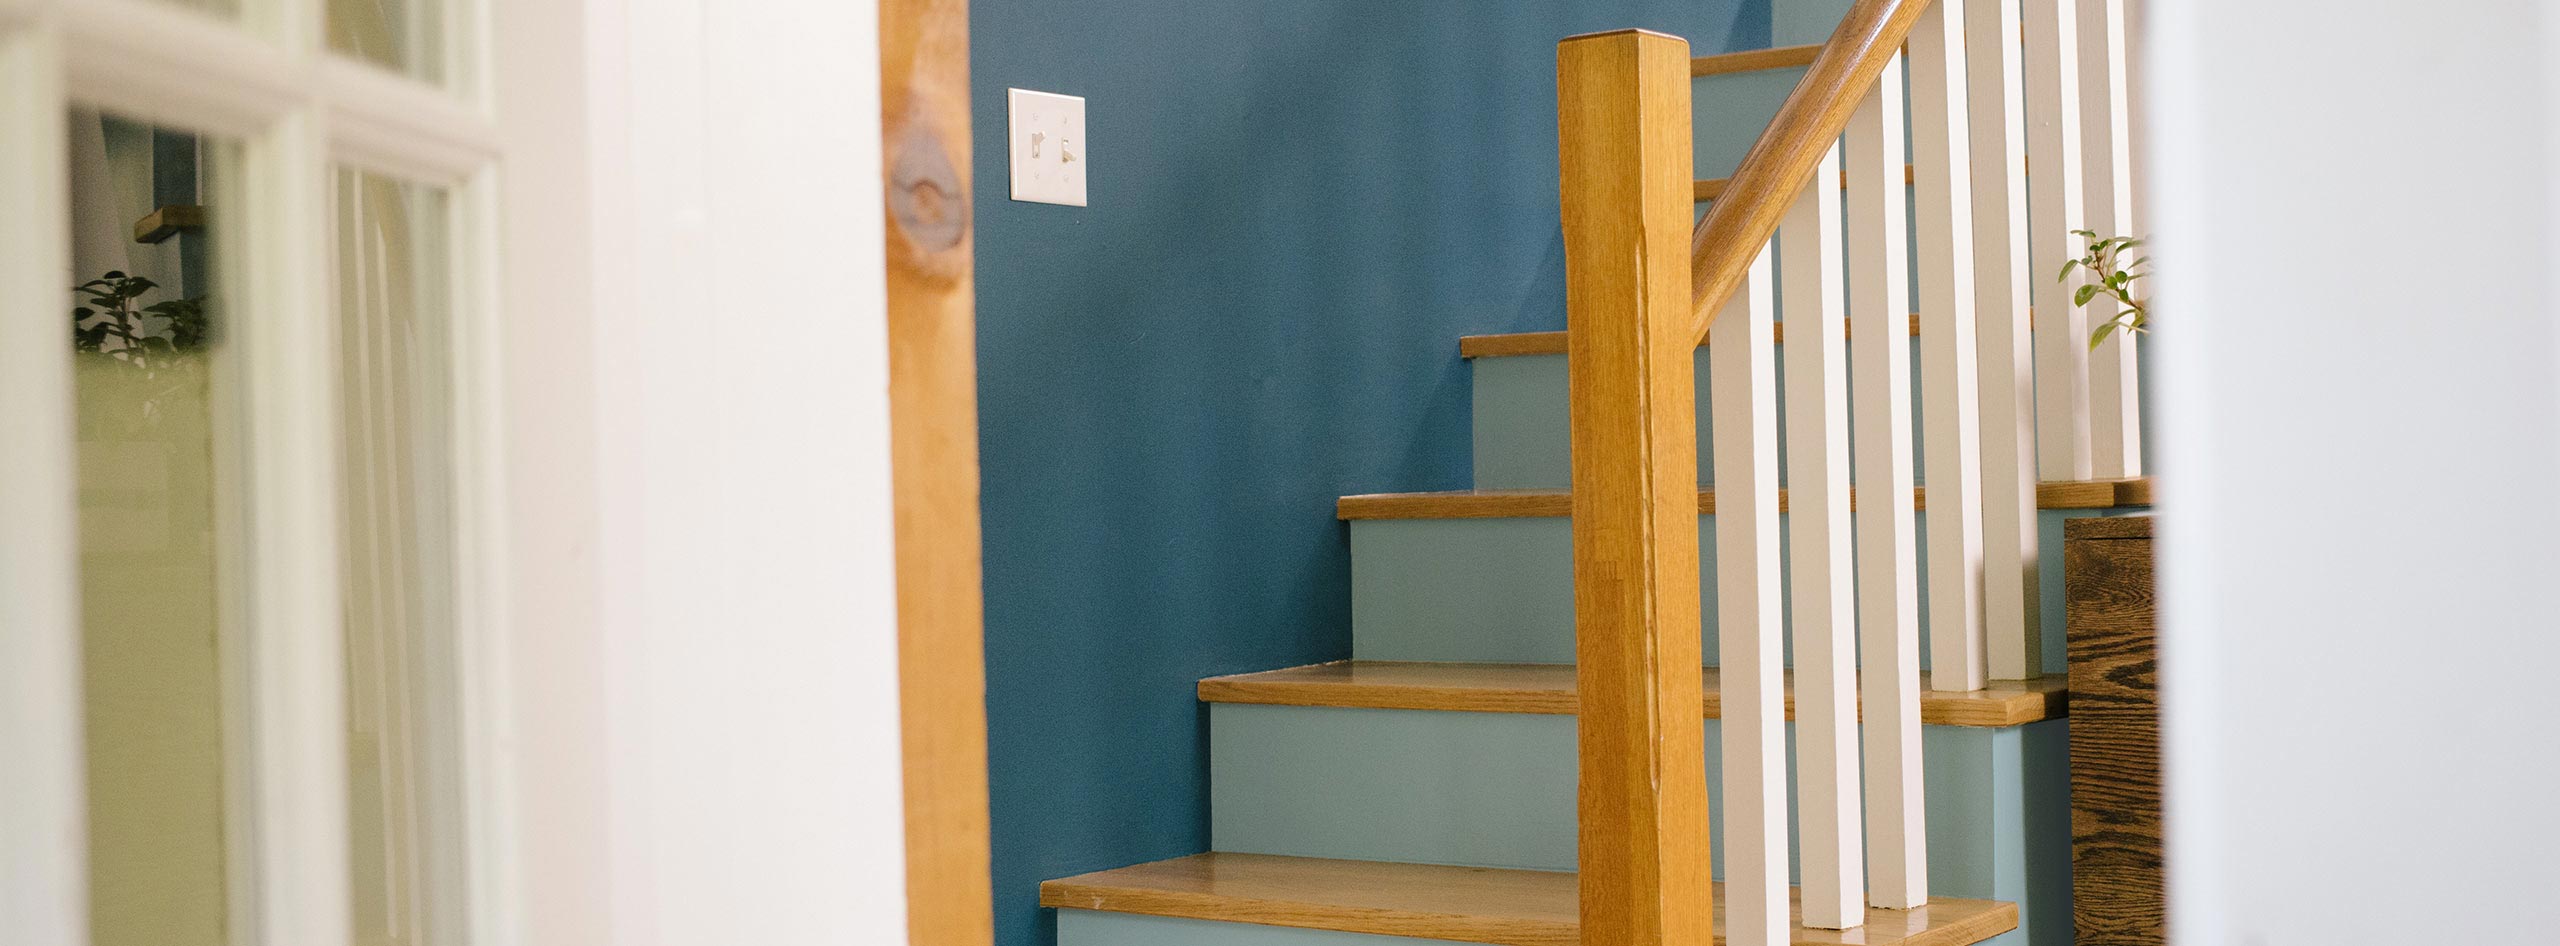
(1557, 29, 1709, 946)
(880, 0, 995, 944)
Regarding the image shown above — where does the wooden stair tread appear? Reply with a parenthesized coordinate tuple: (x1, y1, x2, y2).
(1691, 43, 1823, 78)
(1460, 315, 1927, 358)
(1200, 661, 2065, 728)
(1335, 478, 2152, 519)
(1041, 852, 2020, 946)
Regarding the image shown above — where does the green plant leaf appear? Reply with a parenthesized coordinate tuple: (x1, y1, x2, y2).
(2089, 319, 2121, 351)
(2074, 284, 2100, 306)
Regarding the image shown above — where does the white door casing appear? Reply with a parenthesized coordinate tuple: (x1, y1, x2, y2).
(1, 1, 505, 944)
(3, 0, 914, 944)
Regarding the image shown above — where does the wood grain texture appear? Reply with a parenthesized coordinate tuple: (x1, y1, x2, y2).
(2064, 516, 2162, 946)
(1457, 314, 1924, 359)
(1556, 30, 1712, 946)
(1689, 0, 1931, 342)
(880, 0, 994, 943)
(1039, 853, 2021, 946)
(1197, 661, 2068, 728)
(1692, 43, 1823, 77)
(1333, 477, 2156, 519)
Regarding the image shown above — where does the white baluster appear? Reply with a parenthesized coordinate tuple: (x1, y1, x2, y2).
(1847, 44, 1933, 910)
(1712, 245, 1786, 946)
(2025, 0, 2094, 480)
(1967, 0, 2045, 681)
(1851, 32, 1934, 896)
(1779, 147, 1860, 930)
(2079, 0, 2143, 476)
(1913, 0, 1991, 696)
(2125, 0, 2153, 233)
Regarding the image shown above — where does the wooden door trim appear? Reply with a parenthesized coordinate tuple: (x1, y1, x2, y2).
(880, 0, 995, 943)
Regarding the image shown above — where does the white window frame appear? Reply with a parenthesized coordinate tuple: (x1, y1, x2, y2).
(0, 1, 518, 944)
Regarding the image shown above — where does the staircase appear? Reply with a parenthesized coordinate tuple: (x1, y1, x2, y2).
(1038, 0, 2151, 943)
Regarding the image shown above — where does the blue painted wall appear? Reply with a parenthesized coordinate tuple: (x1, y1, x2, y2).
(971, 3, 1769, 945)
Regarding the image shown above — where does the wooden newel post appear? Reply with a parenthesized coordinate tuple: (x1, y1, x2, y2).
(1556, 29, 1710, 946)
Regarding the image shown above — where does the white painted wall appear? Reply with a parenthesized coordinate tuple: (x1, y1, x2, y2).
(497, 0, 909, 942)
(2148, 2, 2560, 943)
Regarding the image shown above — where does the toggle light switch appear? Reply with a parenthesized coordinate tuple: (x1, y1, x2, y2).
(1007, 88, 1087, 207)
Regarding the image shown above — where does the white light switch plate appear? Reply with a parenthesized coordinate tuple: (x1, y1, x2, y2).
(1007, 88, 1087, 207)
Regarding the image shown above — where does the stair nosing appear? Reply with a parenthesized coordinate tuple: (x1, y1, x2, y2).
(1200, 660, 2066, 728)
(1336, 478, 2153, 520)
(1042, 852, 2021, 946)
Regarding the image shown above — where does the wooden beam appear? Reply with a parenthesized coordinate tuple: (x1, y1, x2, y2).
(879, 0, 993, 943)
(1555, 29, 1710, 946)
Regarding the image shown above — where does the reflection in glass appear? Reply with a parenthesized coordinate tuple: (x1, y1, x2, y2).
(334, 168, 461, 946)
(329, 0, 447, 85)
(70, 110, 234, 946)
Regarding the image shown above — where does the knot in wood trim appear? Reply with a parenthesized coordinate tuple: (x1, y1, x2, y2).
(889, 117, 969, 258)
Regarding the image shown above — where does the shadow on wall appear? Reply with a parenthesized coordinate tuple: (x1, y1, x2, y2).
(969, 2, 1769, 946)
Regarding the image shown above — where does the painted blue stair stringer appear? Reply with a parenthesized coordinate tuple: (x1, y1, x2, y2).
(1210, 705, 2069, 946)
(1352, 507, 2142, 671)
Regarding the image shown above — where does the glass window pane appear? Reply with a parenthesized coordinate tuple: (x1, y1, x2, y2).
(328, 0, 447, 85)
(70, 109, 238, 946)
(332, 167, 462, 946)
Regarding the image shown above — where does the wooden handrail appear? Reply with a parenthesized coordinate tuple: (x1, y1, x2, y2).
(1688, 0, 1935, 343)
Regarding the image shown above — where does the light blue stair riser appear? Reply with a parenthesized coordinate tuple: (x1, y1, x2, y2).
(1350, 508, 2141, 672)
(1696, 68, 1809, 182)
(1211, 706, 2069, 946)
(1472, 342, 1924, 492)
(1059, 912, 1459, 946)
(1471, 332, 2161, 493)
